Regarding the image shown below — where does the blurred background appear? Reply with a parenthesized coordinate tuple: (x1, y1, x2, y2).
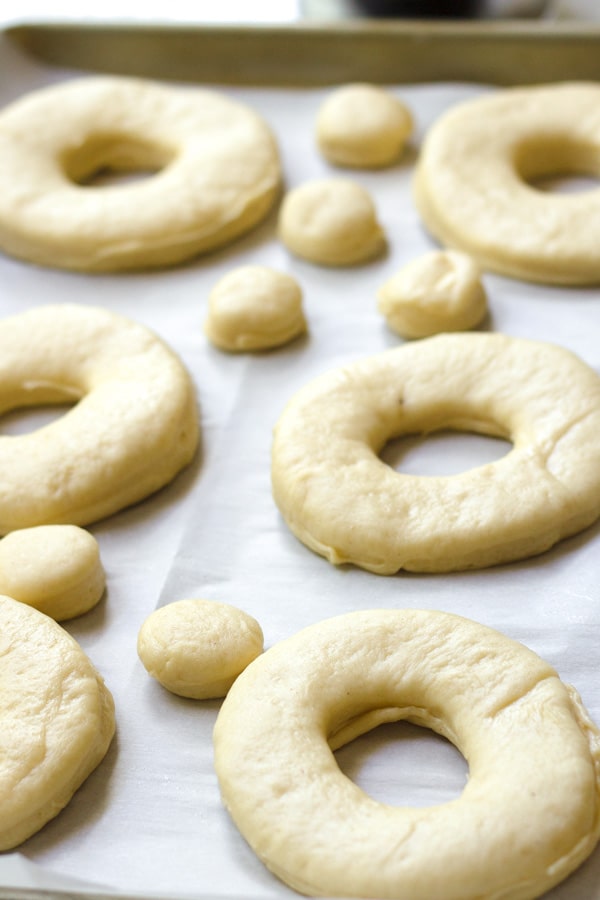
(1, 0, 599, 24)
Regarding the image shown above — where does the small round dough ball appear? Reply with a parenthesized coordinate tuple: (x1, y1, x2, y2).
(377, 250, 488, 339)
(279, 178, 386, 266)
(316, 83, 413, 169)
(0, 525, 105, 621)
(137, 599, 264, 699)
(204, 265, 307, 352)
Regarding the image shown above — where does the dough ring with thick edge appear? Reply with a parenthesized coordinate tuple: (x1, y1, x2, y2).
(0, 303, 198, 533)
(0, 76, 281, 272)
(214, 608, 600, 899)
(0, 594, 115, 850)
(271, 332, 600, 573)
(414, 82, 600, 284)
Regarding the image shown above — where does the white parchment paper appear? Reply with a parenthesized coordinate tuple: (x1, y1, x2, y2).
(0, 28, 599, 899)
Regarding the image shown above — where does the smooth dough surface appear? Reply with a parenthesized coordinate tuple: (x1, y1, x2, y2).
(0, 303, 198, 534)
(377, 250, 487, 338)
(0, 525, 105, 621)
(0, 76, 281, 272)
(278, 178, 385, 266)
(214, 608, 600, 899)
(414, 82, 600, 284)
(204, 266, 307, 351)
(0, 594, 115, 850)
(316, 83, 413, 168)
(138, 599, 264, 699)
(271, 332, 600, 573)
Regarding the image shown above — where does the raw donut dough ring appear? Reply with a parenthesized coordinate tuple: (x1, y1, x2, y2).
(214, 608, 600, 899)
(0, 525, 105, 621)
(138, 598, 264, 699)
(0, 594, 115, 850)
(414, 82, 600, 284)
(271, 332, 600, 573)
(0, 76, 281, 272)
(0, 303, 198, 534)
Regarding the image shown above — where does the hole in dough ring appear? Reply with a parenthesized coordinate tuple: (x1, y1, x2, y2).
(414, 82, 600, 284)
(0, 594, 115, 850)
(0, 76, 281, 272)
(0, 303, 199, 534)
(214, 608, 600, 899)
(271, 332, 600, 573)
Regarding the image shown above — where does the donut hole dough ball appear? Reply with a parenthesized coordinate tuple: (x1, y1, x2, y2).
(377, 250, 487, 339)
(0, 75, 281, 272)
(316, 83, 413, 169)
(137, 599, 264, 699)
(414, 82, 600, 284)
(278, 178, 386, 266)
(0, 303, 198, 534)
(214, 609, 600, 899)
(0, 525, 105, 621)
(204, 265, 307, 352)
(271, 332, 600, 573)
(0, 594, 115, 850)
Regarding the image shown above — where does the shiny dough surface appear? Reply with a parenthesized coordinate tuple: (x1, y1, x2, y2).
(0, 76, 281, 272)
(0, 594, 115, 850)
(214, 608, 600, 899)
(414, 82, 600, 284)
(0, 303, 198, 533)
(0, 525, 105, 621)
(271, 332, 600, 573)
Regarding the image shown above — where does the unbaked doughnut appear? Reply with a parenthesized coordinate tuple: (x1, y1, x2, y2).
(377, 250, 487, 338)
(271, 332, 600, 573)
(204, 266, 306, 352)
(214, 608, 600, 899)
(0, 594, 115, 850)
(278, 178, 385, 266)
(137, 599, 263, 699)
(0, 76, 281, 272)
(0, 303, 198, 533)
(316, 83, 413, 168)
(414, 82, 600, 284)
(0, 525, 105, 621)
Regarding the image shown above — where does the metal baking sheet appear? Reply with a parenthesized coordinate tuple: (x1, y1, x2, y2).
(6, 19, 600, 86)
(0, 19, 599, 900)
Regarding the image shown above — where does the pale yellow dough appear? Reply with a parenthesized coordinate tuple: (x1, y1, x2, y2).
(378, 250, 487, 338)
(214, 609, 600, 899)
(278, 178, 385, 266)
(137, 599, 263, 699)
(204, 266, 307, 352)
(0, 76, 281, 272)
(271, 332, 600, 573)
(414, 82, 600, 284)
(0, 525, 105, 621)
(0, 594, 115, 850)
(0, 303, 198, 533)
(316, 83, 413, 169)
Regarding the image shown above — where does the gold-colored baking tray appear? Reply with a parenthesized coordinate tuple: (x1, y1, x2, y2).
(5, 18, 600, 86)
